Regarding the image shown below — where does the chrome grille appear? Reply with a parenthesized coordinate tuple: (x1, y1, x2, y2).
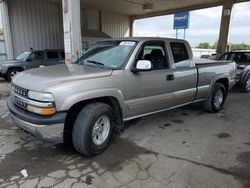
(13, 96, 28, 110)
(12, 85, 28, 97)
(12, 85, 29, 110)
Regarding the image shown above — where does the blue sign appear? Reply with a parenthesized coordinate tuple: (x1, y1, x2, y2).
(173, 12, 190, 29)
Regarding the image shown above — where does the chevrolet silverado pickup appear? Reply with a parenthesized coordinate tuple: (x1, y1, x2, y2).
(7, 38, 236, 156)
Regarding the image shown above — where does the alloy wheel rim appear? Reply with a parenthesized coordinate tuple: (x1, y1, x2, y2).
(92, 115, 111, 146)
(245, 77, 250, 91)
(10, 71, 20, 78)
(214, 89, 224, 109)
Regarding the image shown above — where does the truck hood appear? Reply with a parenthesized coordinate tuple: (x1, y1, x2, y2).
(12, 64, 113, 91)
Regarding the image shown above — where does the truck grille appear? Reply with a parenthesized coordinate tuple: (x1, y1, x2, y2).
(12, 85, 28, 97)
(12, 85, 29, 110)
(13, 96, 28, 109)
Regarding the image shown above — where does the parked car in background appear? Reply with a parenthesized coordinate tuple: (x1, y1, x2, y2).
(219, 50, 250, 92)
(0, 49, 65, 81)
(8, 37, 236, 156)
(209, 53, 220, 60)
(200, 54, 210, 59)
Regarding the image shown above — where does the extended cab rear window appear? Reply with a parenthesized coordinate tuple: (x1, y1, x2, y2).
(170, 42, 189, 63)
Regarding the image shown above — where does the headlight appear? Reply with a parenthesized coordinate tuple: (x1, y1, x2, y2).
(28, 91, 54, 102)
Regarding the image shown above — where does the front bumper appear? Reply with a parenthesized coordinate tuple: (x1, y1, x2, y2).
(7, 97, 67, 143)
(0, 71, 6, 78)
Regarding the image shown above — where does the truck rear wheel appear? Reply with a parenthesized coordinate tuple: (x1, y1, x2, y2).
(240, 75, 250, 93)
(72, 102, 114, 156)
(204, 83, 227, 112)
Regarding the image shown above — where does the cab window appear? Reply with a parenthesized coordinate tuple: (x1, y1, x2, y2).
(137, 42, 168, 70)
(170, 42, 189, 63)
(170, 42, 191, 68)
(29, 51, 44, 60)
(243, 53, 250, 64)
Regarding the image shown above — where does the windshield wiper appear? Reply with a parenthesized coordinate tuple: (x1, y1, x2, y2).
(86, 60, 105, 68)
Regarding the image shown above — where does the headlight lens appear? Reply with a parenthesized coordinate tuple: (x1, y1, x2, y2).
(28, 91, 54, 102)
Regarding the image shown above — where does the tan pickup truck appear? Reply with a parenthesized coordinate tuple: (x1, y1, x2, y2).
(8, 37, 236, 156)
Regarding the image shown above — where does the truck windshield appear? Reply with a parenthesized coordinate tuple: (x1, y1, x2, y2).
(15, 52, 31, 61)
(78, 41, 137, 69)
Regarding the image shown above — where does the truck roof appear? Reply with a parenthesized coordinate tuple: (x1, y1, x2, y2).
(98, 37, 188, 43)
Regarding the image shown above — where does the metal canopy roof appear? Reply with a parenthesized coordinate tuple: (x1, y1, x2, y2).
(79, 0, 249, 19)
(48, 0, 249, 19)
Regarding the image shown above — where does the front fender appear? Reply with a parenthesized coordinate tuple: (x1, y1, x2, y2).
(59, 88, 126, 115)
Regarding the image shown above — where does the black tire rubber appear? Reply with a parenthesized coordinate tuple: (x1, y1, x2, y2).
(204, 82, 227, 113)
(72, 102, 114, 156)
(6, 68, 22, 82)
(240, 75, 250, 93)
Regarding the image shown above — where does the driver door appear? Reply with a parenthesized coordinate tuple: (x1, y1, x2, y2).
(124, 41, 176, 118)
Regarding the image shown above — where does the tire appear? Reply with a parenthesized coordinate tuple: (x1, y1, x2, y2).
(72, 102, 114, 156)
(240, 75, 250, 93)
(204, 83, 227, 113)
(6, 68, 22, 82)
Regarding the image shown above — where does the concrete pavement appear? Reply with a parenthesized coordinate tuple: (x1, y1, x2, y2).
(0, 78, 250, 188)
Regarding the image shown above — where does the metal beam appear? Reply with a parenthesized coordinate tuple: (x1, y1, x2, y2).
(134, 0, 250, 20)
(129, 16, 134, 37)
(62, 0, 82, 64)
(217, 0, 234, 54)
(134, 1, 223, 20)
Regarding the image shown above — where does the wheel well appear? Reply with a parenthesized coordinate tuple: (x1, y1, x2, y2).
(216, 78, 229, 93)
(7, 67, 23, 72)
(63, 97, 123, 143)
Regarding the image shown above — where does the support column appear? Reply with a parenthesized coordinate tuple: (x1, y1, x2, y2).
(129, 16, 134, 37)
(62, 0, 81, 64)
(0, 0, 14, 60)
(217, 0, 234, 54)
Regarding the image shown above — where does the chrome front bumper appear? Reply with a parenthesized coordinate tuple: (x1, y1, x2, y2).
(10, 114, 64, 143)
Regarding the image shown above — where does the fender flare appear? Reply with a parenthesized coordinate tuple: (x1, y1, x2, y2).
(60, 88, 127, 117)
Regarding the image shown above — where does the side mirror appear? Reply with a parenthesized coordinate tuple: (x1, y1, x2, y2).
(132, 60, 152, 73)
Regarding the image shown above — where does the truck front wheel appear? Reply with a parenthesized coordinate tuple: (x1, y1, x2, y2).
(72, 102, 114, 156)
(204, 83, 227, 112)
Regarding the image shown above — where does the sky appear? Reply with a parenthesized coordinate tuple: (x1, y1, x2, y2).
(134, 2, 250, 47)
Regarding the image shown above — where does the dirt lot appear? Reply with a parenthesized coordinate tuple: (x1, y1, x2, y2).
(0, 78, 250, 188)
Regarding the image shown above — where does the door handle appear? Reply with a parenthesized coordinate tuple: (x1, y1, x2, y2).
(166, 74, 174, 81)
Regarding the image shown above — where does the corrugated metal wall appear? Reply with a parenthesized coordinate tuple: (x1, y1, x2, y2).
(9, 0, 64, 56)
(101, 12, 130, 38)
(81, 9, 130, 38)
(8, 0, 130, 56)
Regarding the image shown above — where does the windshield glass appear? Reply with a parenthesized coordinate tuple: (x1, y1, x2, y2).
(78, 41, 137, 69)
(15, 52, 31, 61)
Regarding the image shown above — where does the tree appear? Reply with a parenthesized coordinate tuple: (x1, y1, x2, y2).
(197, 42, 250, 50)
(197, 42, 211, 49)
(230, 43, 250, 51)
(0, 28, 3, 36)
